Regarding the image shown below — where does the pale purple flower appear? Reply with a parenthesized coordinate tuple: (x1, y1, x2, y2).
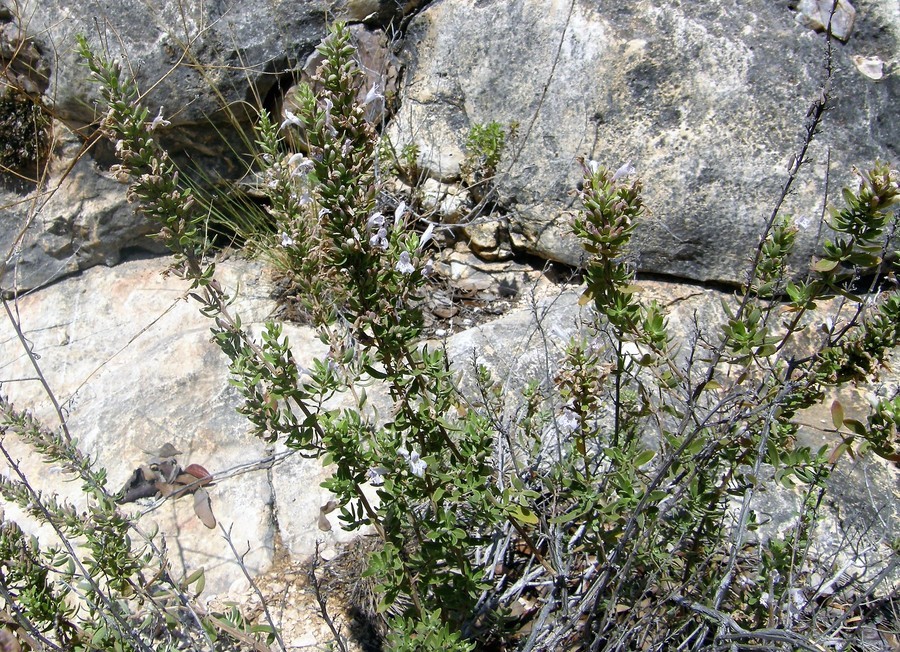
(363, 83, 383, 106)
(585, 159, 601, 175)
(322, 98, 336, 134)
(369, 227, 388, 251)
(421, 260, 434, 277)
(280, 110, 303, 131)
(557, 408, 579, 433)
(394, 201, 407, 229)
(292, 190, 312, 206)
(280, 232, 295, 247)
(147, 107, 170, 131)
(398, 447, 426, 478)
(611, 161, 636, 181)
(367, 466, 388, 486)
(418, 222, 435, 250)
(395, 251, 415, 275)
(367, 211, 385, 231)
(287, 153, 314, 175)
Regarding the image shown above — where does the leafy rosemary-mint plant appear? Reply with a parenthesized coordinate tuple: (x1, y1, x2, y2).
(82, 23, 526, 650)
(76, 18, 899, 652)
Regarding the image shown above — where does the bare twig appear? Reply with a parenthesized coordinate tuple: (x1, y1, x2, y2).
(2, 297, 72, 442)
(670, 594, 828, 652)
(219, 524, 286, 652)
(0, 444, 153, 652)
(308, 540, 350, 652)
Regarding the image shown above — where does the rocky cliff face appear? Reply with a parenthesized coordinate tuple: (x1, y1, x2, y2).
(390, 0, 898, 282)
(1, 0, 402, 293)
(3, 0, 897, 291)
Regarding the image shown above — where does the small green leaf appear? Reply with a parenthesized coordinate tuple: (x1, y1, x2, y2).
(184, 568, 205, 588)
(843, 418, 867, 437)
(813, 258, 839, 273)
(633, 450, 655, 467)
(828, 442, 850, 464)
(364, 364, 388, 379)
(759, 344, 778, 357)
(510, 504, 539, 525)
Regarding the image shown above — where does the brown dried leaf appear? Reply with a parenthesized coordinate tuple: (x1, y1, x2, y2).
(193, 488, 216, 529)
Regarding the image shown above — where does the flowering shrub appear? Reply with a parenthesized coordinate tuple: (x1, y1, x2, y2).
(0, 20, 897, 652)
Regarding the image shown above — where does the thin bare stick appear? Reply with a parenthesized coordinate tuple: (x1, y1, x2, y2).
(2, 297, 72, 442)
(219, 523, 287, 652)
(308, 540, 350, 652)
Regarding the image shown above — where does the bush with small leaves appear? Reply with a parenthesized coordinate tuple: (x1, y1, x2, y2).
(3, 18, 896, 652)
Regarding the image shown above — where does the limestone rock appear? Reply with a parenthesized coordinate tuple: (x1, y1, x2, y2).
(385, 104, 466, 182)
(1, 125, 167, 294)
(1, 7, 50, 95)
(0, 256, 283, 595)
(418, 177, 471, 222)
(15, 0, 400, 127)
(851, 54, 885, 80)
(795, 0, 857, 42)
(433, 246, 537, 296)
(270, 445, 381, 560)
(10, 0, 894, 292)
(390, 0, 899, 284)
(0, 254, 390, 594)
(1, 4, 415, 292)
(0, 0, 414, 293)
(463, 217, 513, 261)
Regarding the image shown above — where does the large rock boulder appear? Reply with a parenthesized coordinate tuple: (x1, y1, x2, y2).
(14, 0, 402, 126)
(0, 256, 358, 595)
(388, 0, 899, 283)
(0, 124, 169, 295)
(6, 0, 895, 292)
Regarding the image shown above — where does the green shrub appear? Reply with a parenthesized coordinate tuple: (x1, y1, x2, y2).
(463, 121, 509, 180)
(1, 19, 896, 652)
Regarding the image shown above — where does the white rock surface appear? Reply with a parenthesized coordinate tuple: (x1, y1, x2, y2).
(1, 255, 312, 595)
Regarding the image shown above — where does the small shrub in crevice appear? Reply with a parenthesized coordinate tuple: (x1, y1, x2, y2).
(83, 20, 900, 651)
(1, 18, 896, 652)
